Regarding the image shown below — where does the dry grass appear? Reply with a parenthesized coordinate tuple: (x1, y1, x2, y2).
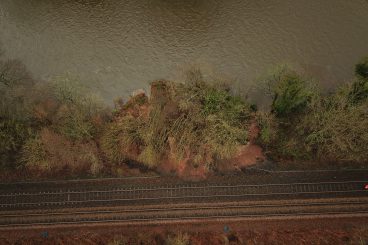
(301, 88, 368, 163)
(101, 115, 145, 164)
(22, 128, 102, 175)
(166, 232, 190, 245)
(18, 77, 108, 175)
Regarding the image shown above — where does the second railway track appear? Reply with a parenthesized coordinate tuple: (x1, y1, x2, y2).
(0, 197, 367, 228)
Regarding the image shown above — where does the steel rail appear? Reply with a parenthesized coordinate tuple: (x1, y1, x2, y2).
(1, 200, 367, 218)
(1, 180, 366, 197)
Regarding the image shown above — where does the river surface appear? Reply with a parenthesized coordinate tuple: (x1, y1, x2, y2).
(1, 0, 368, 101)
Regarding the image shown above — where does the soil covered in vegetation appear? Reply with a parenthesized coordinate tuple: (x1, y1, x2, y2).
(101, 78, 260, 179)
(1, 50, 368, 181)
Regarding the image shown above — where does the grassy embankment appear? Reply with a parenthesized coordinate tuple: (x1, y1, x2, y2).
(1, 52, 367, 179)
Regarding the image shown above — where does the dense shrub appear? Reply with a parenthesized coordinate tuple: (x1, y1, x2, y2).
(41, 77, 108, 141)
(101, 115, 145, 164)
(301, 92, 368, 163)
(265, 69, 315, 117)
(256, 68, 317, 160)
(102, 78, 251, 169)
(0, 56, 35, 168)
(0, 50, 108, 175)
(348, 78, 368, 105)
(258, 65, 368, 165)
(22, 128, 102, 175)
(22, 78, 107, 175)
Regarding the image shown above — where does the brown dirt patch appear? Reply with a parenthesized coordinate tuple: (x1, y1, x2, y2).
(217, 121, 265, 173)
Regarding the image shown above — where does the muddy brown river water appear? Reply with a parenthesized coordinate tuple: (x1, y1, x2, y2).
(1, 0, 368, 101)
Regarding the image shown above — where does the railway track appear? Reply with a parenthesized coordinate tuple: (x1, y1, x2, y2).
(0, 179, 367, 228)
(1, 180, 367, 210)
(0, 198, 367, 227)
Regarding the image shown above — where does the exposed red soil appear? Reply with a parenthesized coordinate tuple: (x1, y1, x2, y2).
(1, 217, 367, 244)
(217, 121, 265, 173)
(156, 156, 209, 181)
(232, 121, 265, 168)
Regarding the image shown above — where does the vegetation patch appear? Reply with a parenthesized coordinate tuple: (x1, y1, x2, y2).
(1, 50, 368, 179)
(102, 78, 252, 174)
(257, 60, 368, 166)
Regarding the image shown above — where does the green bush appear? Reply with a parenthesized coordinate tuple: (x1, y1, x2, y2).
(270, 71, 315, 117)
(256, 68, 317, 160)
(355, 57, 368, 79)
(203, 87, 249, 125)
(348, 79, 368, 105)
(352, 56, 368, 106)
